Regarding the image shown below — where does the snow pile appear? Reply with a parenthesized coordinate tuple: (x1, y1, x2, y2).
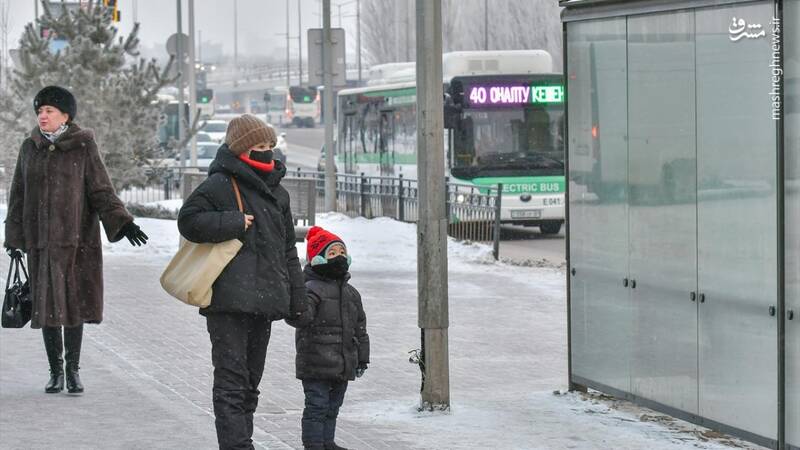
(305, 213, 497, 272)
(143, 199, 183, 213)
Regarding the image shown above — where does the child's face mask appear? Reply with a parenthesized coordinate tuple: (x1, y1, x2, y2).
(312, 255, 350, 279)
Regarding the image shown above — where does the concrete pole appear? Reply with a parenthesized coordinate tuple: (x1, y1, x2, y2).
(484, 0, 488, 50)
(233, 0, 238, 71)
(298, 0, 303, 84)
(286, 0, 291, 87)
(176, 0, 185, 168)
(323, 0, 336, 211)
(188, 0, 197, 166)
(356, 0, 361, 83)
(405, 0, 410, 61)
(415, 0, 449, 410)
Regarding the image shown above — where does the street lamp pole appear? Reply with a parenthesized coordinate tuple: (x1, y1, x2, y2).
(357, 0, 361, 83)
(298, 0, 303, 84)
(323, 0, 336, 211)
(286, 0, 291, 87)
(233, 0, 238, 71)
(176, 0, 185, 168)
(188, 0, 197, 166)
(484, 0, 488, 50)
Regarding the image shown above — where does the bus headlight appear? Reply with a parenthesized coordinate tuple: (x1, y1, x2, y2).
(456, 194, 466, 203)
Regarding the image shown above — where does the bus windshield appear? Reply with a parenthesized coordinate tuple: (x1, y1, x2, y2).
(289, 86, 316, 103)
(451, 106, 564, 179)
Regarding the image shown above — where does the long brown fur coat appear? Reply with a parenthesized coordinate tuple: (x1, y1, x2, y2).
(4, 124, 132, 328)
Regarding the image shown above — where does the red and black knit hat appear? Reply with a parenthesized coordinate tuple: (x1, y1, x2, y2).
(306, 226, 346, 265)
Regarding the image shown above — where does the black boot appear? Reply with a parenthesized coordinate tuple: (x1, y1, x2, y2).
(42, 327, 64, 393)
(64, 325, 84, 394)
(324, 442, 349, 450)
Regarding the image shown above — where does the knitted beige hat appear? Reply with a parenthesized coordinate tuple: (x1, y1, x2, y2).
(224, 114, 276, 155)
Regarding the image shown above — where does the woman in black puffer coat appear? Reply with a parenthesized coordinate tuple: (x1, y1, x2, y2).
(178, 114, 305, 450)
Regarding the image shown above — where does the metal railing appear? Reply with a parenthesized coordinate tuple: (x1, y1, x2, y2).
(290, 169, 503, 259)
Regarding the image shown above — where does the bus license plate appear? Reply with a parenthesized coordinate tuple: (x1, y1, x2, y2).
(511, 209, 542, 219)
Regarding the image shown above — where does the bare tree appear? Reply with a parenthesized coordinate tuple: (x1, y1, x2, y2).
(362, 0, 397, 65)
(362, 0, 562, 67)
(0, 0, 9, 90)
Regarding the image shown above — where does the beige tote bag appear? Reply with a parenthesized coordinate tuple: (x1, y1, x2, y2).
(160, 178, 245, 307)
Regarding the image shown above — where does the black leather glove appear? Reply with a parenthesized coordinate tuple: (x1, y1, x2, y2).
(5, 245, 23, 259)
(120, 222, 149, 247)
(356, 363, 368, 378)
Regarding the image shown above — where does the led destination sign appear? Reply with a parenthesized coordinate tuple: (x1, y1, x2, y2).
(467, 84, 564, 106)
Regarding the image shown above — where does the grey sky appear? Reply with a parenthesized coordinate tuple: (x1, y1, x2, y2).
(6, 0, 358, 62)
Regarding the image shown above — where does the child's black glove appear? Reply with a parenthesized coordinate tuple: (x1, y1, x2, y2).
(356, 363, 368, 378)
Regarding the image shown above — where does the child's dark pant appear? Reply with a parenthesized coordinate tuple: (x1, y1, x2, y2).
(301, 379, 349, 447)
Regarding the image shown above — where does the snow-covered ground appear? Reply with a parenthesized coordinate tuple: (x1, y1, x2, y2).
(143, 198, 184, 213)
(0, 208, 760, 449)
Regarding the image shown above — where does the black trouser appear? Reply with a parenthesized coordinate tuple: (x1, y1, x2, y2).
(301, 379, 349, 447)
(42, 324, 83, 372)
(206, 313, 272, 450)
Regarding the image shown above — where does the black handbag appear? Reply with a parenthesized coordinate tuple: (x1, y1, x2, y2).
(1, 255, 31, 328)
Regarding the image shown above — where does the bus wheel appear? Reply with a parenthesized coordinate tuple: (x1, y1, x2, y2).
(540, 221, 562, 235)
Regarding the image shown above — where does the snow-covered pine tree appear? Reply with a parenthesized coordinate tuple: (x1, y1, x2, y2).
(0, 0, 177, 191)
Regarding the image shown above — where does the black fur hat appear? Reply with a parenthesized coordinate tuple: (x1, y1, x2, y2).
(33, 86, 77, 121)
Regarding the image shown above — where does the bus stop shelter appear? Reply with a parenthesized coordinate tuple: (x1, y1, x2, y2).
(561, 0, 798, 448)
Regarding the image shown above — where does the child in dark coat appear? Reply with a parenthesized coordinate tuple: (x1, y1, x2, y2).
(286, 226, 370, 450)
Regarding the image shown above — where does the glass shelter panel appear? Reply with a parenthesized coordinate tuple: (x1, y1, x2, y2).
(786, 0, 800, 447)
(626, 11, 699, 414)
(695, 3, 779, 440)
(567, 18, 631, 392)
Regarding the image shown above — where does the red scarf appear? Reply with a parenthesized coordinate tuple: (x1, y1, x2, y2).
(238, 153, 274, 172)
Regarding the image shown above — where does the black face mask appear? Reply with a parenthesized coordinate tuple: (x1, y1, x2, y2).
(312, 255, 349, 279)
(250, 149, 274, 163)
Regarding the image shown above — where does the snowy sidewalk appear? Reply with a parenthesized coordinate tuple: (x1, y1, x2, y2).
(0, 214, 761, 449)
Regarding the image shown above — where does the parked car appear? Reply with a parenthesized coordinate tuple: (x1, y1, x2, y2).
(195, 131, 213, 143)
(176, 142, 220, 171)
(200, 120, 228, 143)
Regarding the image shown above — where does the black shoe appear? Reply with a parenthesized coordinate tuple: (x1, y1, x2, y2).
(304, 446, 325, 450)
(65, 362, 84, 394)
(45, 370, 64, 393)
(324, 442, 349, 450)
